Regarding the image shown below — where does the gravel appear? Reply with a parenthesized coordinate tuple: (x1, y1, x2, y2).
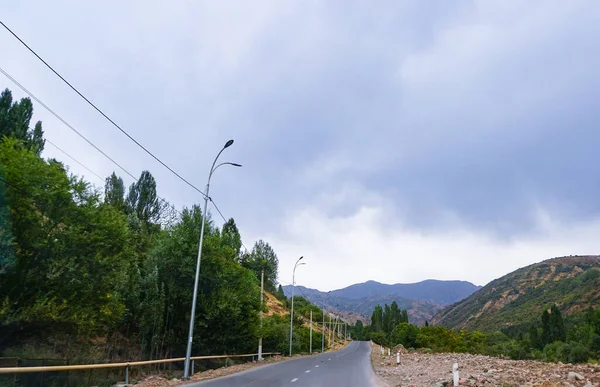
(370, 344, 600, 386)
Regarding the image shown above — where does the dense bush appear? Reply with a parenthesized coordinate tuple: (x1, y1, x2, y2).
(363, 302, 600, 364)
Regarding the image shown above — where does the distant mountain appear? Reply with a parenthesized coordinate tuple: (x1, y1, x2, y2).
(327, 279, 481, 305)
(431, 256, 600, 332)
(283, 279, 480, 326)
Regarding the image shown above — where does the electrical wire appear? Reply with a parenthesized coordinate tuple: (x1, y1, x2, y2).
(1, 65, 242, 240)
(43, 135, 183, 220)
(45, 138, 104, 181)
(0, 66, 137, 182)
(0, 64, 193, 225)
(209, 197, 249, 252)
(0, 21, 207, 198)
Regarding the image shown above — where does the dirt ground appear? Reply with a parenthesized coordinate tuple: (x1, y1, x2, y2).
(370, 344, 600, 387)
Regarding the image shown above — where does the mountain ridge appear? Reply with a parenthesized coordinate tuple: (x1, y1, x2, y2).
(283, 279, 481, 325)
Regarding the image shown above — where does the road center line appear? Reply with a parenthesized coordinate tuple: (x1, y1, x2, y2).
(315, 365, 319, 368)
(305, 370, 310, 373)
(291, 378, 298, 383)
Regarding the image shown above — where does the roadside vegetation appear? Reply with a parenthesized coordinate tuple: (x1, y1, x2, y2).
(0, 86, 329, 368)
(356, 302, 600, 363)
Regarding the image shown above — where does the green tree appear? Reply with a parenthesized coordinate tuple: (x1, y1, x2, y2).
(0, 138, 130, 334)
(0, 164, 15, 275)
(467, 331, 486, 354)
(416, 326, 457, 352)
(104, 172, 125, 210)
(275, 284, 287, 301)
(351, 320, 365, 340)
(143, 205, 261, 356)
(549, 305, 566, 343)
(371, 305, 383, 332)
(240, 239, 279, 292)
(389, 301, 402, 330)
(529, 324, 541, 350)
(393, 322, 418, 348)
(0, 88, 45, 154)
(125, 170, 161, 232)
(221, 218, 242, 260)
(542, 309, 551, 345)
(401, 309, 409, 324)
(382, 304, 392, 334)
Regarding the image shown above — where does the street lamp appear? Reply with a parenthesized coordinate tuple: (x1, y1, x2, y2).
(289, 256, 305, 356)
(183, 139, 241, 379)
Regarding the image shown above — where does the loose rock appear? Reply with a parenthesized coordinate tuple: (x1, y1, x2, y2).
(568, 372, 584, 381)
(370, 344, 600, 387)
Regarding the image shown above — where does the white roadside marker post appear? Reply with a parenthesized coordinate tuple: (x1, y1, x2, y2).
(387, 348, 390, 356)
(453, 363, 459, 386)
(396, 352, 400, 367)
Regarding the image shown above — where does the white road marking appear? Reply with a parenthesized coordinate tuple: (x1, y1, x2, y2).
(328, 358, 331, 360)
(315, 365, 319, 368)
(305, 370, 311, 373)
(291, 378, 298, 383)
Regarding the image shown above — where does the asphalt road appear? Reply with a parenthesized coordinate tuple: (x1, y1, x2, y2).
(189, 341, 381, 387)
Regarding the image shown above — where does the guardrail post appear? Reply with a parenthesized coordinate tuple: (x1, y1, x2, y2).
(191, 360, 194, 375)
(225, 357, 228, 367)
(125, 366, 129, 385)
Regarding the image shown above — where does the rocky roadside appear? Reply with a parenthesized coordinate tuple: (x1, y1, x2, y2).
(370, 344, 600, 387)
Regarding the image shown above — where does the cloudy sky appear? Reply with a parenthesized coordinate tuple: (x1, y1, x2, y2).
(2, 1, 599, 290)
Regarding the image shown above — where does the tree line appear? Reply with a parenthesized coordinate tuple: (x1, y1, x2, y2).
(0, 87, 304, 363)
(352, 301, 600, 364)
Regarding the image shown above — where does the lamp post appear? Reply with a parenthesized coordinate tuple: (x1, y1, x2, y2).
(289, 256, 305, 356)
(183, 139, 241, 379)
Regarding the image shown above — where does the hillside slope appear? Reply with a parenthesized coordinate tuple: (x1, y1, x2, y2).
(431, 255, 600, 331)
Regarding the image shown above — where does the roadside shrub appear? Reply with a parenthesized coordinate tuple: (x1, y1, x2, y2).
(563, 342, 589, 363)
(393, 322, 418, 349)
(422, 348, 432, 354)
(543, 342, 564, 362)
(589, 334, 600, 356)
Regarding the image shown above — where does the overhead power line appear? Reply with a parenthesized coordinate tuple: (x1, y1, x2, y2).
(45, 136, 183, 220)
(0, 66, 137, 181)
(0, 67, 202, 226)
(0, 67, 185, 222)
(0, 31, 243, 242)
(0, 20, 207, 198)
(45, 138, 104, 181)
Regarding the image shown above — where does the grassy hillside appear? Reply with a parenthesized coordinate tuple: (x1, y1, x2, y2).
(432, 256, 600, 332)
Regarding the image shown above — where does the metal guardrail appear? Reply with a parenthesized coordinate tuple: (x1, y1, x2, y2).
(0, 352, 280, 384)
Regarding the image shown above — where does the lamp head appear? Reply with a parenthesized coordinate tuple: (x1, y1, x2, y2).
(231, 163, 242, 167)
(224, 139, 234, 148)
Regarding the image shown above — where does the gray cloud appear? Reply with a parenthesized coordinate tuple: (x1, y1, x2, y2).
(2, 0, 600, 286)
